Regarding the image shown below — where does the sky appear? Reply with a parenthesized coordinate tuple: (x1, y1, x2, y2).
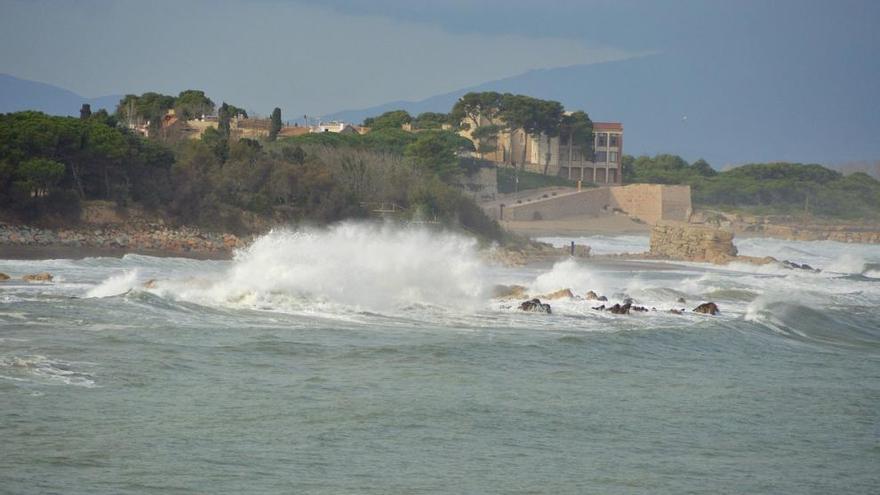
(1, 0, 878, 165)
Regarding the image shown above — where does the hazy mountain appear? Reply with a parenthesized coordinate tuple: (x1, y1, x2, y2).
(326, 54, 880, 168)
(0, 74, 121, 116)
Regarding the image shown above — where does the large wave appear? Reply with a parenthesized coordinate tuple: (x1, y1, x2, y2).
(156, 222, 488, 313)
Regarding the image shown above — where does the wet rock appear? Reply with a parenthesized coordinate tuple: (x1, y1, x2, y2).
(693, 302, 720, 315)
(668, 309, 683, 315)
(143, 279, 158, 289)
(0, 272, 9, 281)
(610, 303, 630, 314)
(677, 297, 686, 304)
(781, 260, 819, 272)
(493, 284, 528, 299)
(519, 298, 552, 314)
(539, 288, 574, 300)
(23, 272, 53, 282)
(584, 290, 608, 302)
(592, 304, 605, 311)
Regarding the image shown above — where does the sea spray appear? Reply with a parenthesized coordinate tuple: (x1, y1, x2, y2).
(529, 258, 611, 297)
(85, 269, 140, 298)
(170, 222, 488, 312)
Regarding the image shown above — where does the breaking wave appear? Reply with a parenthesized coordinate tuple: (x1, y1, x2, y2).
(154, 222, 488, 313)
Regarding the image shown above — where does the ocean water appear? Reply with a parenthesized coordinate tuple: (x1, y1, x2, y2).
(2, 222, 879, 494)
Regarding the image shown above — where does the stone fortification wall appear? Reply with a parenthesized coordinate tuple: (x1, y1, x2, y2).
(503, 188, 611, 221)
(649, 221, 737, 264)
(500, 184, 692, 224)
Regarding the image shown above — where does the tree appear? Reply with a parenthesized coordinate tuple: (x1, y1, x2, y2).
(269, 107, 282, 141)
(559, 111, 593, 174)
(115, 92, 176, 131)
(363, 110, 412, 130)
(175, 90, 215, 120)
(498, 94, 563, 172)
(451, 92, 503, 130)
(471, 124, 501, 158)
(404, 130, 473, 180)
(16, 158, 65, 196)
(79, 104, 91, 120)
(412, 112, 450, 130)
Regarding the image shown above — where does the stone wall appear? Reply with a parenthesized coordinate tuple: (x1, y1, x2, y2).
(649, 221, 738, 264)
(503, 188, 612, 221)
(500, 184, 692, 224)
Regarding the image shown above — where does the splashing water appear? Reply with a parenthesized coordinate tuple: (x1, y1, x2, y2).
(85, 269, 140, 298)
(165, 222, 488, 312)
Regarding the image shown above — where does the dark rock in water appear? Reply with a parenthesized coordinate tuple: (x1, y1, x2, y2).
(668, 309, 683, 315)
(592, 304, 605, 311)
(585, 290, 599, 300)
(677, 297, 686, 304)
(631, 305, 649, 312)
(693, 302, 720, 315)
(597, 295, 608, 302)
(0, 272, 9, 281)
(610, 303, 631, 314)
(519, 298, 552, 314)
(781, 260, 819, 272)
(622, 297, 634, 305)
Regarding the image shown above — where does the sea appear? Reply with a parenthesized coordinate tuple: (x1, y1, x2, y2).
(1, 222, 879, 494)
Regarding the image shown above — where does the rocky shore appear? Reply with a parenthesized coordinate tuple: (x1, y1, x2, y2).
(0, 222, 246, 258)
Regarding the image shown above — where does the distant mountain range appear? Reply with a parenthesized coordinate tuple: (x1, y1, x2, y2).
(326, 54, 880, 168)
(0, 74, 121, 117)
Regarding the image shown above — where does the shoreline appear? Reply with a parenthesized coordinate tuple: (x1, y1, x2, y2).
(0, 222, 244, 260)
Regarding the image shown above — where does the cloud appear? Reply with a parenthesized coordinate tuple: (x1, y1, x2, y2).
(0, 0, 643, 116)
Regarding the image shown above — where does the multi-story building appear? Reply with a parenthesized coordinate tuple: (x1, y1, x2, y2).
(461, 117, 624, 185)
(562, 122, 623, 185)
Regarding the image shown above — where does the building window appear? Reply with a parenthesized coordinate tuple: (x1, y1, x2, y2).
(596, 133, 608, 147)
(609, 134, 619, 147)
(595, 151, 607, 162)
(609, 151, 618, 163)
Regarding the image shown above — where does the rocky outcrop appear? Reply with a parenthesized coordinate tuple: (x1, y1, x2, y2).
(0, 223, 246, 256)
(649, 222, 738, 264)
(593, 302, 650, 314)
(519, 298, 552, 314)
(23, 272, 53, 282)
(493, 284, 528, 299)
(0, 273, 9, 281)
(584, 290, 607, 301)
(539, 288, 575, 300)
(693, 302, 720, 315)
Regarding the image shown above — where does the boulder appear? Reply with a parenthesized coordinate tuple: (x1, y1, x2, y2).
(519, 298, 552, 314)
(22, 272, 53, 282)
(0, 273, 9, 281)
(143, 279, 158, 289)
(693, 302, 720, 315)
(610, 303, 630, 314)
(539, 288, 575, 300)
(585, 290, 605, 301)
(493, 284, 528, 299)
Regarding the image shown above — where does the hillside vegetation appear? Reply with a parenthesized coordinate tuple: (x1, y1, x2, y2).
(623, 154, 880, 220)
(0, 109, 504, 241)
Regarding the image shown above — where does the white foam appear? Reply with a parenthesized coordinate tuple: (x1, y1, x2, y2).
(85, 269, 140, 298)
(159, 222, 488, 313)
(0, 355, 96, 388)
